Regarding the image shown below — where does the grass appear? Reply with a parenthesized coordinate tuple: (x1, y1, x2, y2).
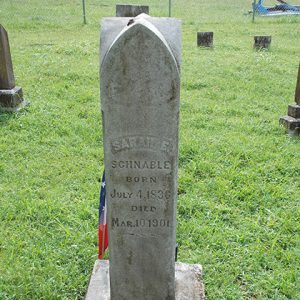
(0, 0, 300, 299)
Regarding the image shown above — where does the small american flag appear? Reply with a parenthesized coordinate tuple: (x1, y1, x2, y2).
(98, 171, 108, 259)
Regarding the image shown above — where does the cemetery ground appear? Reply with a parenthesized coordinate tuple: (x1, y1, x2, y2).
(0, 0, 299, 299)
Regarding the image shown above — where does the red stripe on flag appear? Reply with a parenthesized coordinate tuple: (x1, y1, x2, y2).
(98, 224, 108, 259)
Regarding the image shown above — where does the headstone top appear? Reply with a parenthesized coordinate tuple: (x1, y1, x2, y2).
(0, 25, 15, 89)
(116, 4, 149, 17)
(295, 62, 300, 104)
(101, 15, 181, 114)
(100, 14, 181, 70)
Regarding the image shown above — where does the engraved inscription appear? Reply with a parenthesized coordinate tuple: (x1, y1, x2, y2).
(136, 189, 171, 200)
(111, 160, 171, 169)
(126, 176, 157, 183)
(112, 218, 170, 228)
(131, 205, 157, 212)
(111, 135, 174, 154)
(110, 189, 171, 200)
(110, 190, 133, 199)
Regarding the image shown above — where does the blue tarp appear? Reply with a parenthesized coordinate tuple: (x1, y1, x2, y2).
(254, 0, 300, 15)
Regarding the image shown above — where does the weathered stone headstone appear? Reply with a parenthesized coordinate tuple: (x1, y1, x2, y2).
(197, 32, 213, 48)
(86, 14, 204, 300)
(0, 24, 28, 112)
(254, 35, 271, 50)
(280, 62, 300, 136)
(116, 4, 149, 17)
(103, 14, 179, 300)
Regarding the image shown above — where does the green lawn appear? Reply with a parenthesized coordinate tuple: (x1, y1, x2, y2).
(0, 0, 299, 299)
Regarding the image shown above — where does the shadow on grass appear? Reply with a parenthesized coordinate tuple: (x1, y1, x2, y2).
(0, 112, 15, 124)
(0, 107, 30, 125)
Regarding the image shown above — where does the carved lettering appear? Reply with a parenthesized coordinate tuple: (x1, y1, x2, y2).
(110, 189, 133, 199)
(131, 206, 157, 212)
(111, 160, 171, 169)
(111, 217, 170, 228)
(136, 189, 171, 200)
(126, 176, 157, 183)
(111, 135, 174, 154)
(110, 188, 170, 201)
(112, 218, 119, 227)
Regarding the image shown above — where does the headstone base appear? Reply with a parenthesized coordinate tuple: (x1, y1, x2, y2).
(0, 86, 29, 112)
(85, 260, 205, 300)
(279, 115, 300, 136)
(288, 104, 300, 118)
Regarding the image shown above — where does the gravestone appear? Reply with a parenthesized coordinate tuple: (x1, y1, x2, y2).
(116, 4, 149, 17)
(280, 62, 300, 136)
(0, 24, 28, 112)
(86, 14, 204, 300)
(254, 35, 272, 50)
(197, 32, 213, 48)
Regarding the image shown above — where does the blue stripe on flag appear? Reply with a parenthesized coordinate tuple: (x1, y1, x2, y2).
(99, 171, 106, 225)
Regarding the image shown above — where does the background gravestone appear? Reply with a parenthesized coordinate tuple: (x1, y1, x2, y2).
(280, 62, 300, 136)
(86, 14, 204, 300)
(0, 25, 15, 89)
(197, 32, 214, 48)
(116, 4, 149, 17)
(254, 35, 272, 50)
(0, 24, 28, 112)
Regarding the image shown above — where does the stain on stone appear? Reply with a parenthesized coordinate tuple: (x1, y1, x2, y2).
(127, 19, 135, 26)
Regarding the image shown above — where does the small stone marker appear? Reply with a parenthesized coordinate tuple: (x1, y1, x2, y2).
(86, 14, 204, 300)
(254, 35, 271, 50)
(116, 4, 149, 17)
(197, 32, 213, 48)
(280, 62, 300, 136)
(0, 24, 28, 112)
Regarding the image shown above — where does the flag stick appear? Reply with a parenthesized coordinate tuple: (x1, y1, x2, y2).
(82, 0, 87, 24)
(252, 0, 257, 23)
